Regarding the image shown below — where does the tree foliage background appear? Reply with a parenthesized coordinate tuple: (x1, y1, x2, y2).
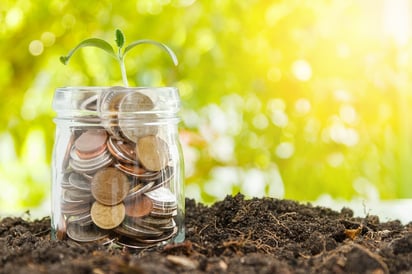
(1, 0, 412, 214)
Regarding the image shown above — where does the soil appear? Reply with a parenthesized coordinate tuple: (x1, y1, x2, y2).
(1, 193, 411, 274)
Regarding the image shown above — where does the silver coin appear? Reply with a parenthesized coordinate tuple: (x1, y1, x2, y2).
(115, 236, 159, 249)
(99, 87, 127, 115)
(132, 226, 178, 244)
(99, 88, 128, 139)
(125, 181, 155, 202)
(69, 146, 111, 166)
(150, 210, 177, 219)
(70, 153, 113, 174)
(67, 213, 93, 226)
(136, 216, 173, 226)
(79, 94, 98, 111)
(158, 219, 176, 231)
(145, 187, 177, 204)
(62, 189, 88, 203)
(120, 222, 163, 237)
(66, 222, 109, 242)
(61, 201, 91, 215)
(107, 136, 138, 165)
(68, 172, 91, 191)
(119, 116, 159, 142)
(65, 189, 93, 202)
(118, 92, 157, 142)
(152, 203, 177, 212)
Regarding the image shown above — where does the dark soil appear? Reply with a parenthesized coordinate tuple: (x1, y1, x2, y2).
(1, 193, 411, 274)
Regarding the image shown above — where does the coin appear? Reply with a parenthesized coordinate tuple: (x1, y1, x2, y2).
(99, 88, 128, 139)
(118, 91, 155, 112)
(115, 236, 159, 249)
(145, 187, 177, 205)
(91, 201, 125, 229)
(107, 136, 137, 164)
(125, 181, 155, 201)
(99, 87, 127, 114)
(119, 115, 159, 142)
(68, 172, 91, 191)
(63, 188, 93, 202)
(118, 92, 157, 142)
(79, 94, 98, 111)
(69, 151, 113, 174)
(74, 129, 108, 159)
(61, 201, 91, 215)
(67, 213, 93, 227)
(136, 135, 169, 171)
(124, 195, 153, 218)
(91, 167, 130, 205)
(119, 222, 163, 237)
(115, 163, 147, 177)
(66, 222, 109, 242)
(62, 133, 75, 170)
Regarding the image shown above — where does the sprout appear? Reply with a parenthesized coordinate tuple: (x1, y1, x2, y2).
(60, 29, 178, 86)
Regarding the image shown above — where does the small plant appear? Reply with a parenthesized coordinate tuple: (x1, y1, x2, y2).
(60, 29, 178, 86)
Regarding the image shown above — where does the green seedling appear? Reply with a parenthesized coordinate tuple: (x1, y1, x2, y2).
(60, 29, 178, 86)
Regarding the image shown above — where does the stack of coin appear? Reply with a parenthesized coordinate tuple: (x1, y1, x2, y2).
(57, 89, 179, 247)
(113, 187, 178, 248)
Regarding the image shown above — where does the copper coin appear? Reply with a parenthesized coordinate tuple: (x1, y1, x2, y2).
(75, 143, 107, 160)
(91, 201, 125, 229)
(136, 135, 169, 171)
(69, 150, 113, 175)
(91, 167, 130, 205)
(74, 129, 108, 156)
(62, 133, 75, 170)
(124, 195, 153, 218)
(107, 136, 137, 164)
(115, 163, 147, 177)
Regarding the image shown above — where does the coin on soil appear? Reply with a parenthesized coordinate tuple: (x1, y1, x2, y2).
(136, 135, 169, 171)
(91, 201, 125, 229)
(91, 167, 130, 205)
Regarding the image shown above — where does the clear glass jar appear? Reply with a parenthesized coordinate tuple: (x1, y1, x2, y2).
(51, 86, 185, 248)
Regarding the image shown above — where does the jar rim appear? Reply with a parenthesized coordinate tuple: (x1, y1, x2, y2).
(52, 86, 181, 119)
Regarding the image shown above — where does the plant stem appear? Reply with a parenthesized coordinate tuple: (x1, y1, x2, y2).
(119, 58, 129, 87)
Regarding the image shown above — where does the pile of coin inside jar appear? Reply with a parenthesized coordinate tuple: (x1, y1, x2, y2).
(57, 87, 179, 249)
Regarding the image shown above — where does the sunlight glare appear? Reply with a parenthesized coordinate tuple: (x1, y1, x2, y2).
(383, 0, 411, 46)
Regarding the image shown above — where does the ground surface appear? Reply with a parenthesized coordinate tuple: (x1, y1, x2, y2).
(1, 194, 411, 274)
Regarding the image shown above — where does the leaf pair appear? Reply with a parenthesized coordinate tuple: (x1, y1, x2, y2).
(60, 29, 178, 86)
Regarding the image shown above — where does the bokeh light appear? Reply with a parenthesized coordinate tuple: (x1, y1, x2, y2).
(1, 0, 412, 216)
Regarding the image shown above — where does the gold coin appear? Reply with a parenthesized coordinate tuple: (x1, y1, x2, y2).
(136, 135, 169, 171)
(91, 167, 130, 205)
(90, 201, 125, 229)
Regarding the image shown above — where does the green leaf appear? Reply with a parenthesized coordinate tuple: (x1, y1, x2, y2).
(115, 29, 125, 48)
(60, 38, 117, 65)
(124, 39, 179, 66)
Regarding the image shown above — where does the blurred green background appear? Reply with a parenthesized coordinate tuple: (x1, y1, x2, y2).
(1, 0, 412, 215)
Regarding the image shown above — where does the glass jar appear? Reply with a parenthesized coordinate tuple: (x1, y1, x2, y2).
(51, 86, 185, 248)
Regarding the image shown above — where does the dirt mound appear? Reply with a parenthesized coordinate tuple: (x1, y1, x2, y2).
(1, 194, 411, 273)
